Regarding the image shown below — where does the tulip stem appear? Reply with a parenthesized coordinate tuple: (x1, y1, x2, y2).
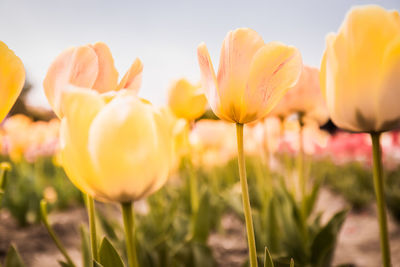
(236, 123, 258, 267)
(0, 162, 11, 207)
(121, 202, 139, 267)
(85, 194, 99, 262)
(297, 113, 306, 215)
(371, 132, 391, 267)
(40, 200, 76, 267)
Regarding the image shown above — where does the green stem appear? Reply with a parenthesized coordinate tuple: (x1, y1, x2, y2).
(0, 162, 11, 207)
(121, 202, 139, 267)
(236, 123, 258, 267)
(371, 132, 391, 267)
(85, 194, 99, 262)
(186, 157, 199, 216)
(40, 200, 76, 267)
(297, 115, 306, 215)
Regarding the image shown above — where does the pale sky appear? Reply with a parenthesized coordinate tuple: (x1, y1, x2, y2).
(1, 0, 399, 108)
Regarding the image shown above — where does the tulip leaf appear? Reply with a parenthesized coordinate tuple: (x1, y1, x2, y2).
(58, 261, 71, 267)
(93, 260, 104, 267)
(304, 179, 321, 217)
(80, 225, 91, 267)
(193, 191, 212, 243)
(263, 246, 274, 267)
(310, 209, 348, 267)
(4, 244, 25, 267)
(99, 237, 125, 267)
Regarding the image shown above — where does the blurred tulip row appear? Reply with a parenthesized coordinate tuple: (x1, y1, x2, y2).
(1, 4, 400, 267)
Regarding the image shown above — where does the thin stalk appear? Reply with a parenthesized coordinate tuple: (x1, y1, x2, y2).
(0, 162, 11, 207)
(121, 202, 139, 267)
(85, 194, 99, 262)
(371, 132, 391, 267)
(40, 200, 76, 267)
(236, 123, 258, 267)
(297, 114, 306, 215)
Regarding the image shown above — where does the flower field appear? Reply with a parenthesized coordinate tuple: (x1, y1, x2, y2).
(1, 2, 400, 267)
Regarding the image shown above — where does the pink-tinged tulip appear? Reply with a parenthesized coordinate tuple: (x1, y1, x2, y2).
(0, 41, 25, 122)
(271, 66, 329, 125)
(197, 28, 303, 124)
(43, 42, 142, 117)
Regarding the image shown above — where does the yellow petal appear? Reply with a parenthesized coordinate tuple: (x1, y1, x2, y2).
(197, 43, 232, 122)
(243, 42, 302, 123)
(87, 94, 171, 202)
(115, 58, 143, 92)
(91, 42, 119, 93)
(329, 5, 400, 131)
(0, 41, 25, 122)
(43, 46, 99, 117)
(217, 28, 265, 122)
(377, 38, 400, 130)
(168, 78, 207, 120)
(59, 87, 105, 197)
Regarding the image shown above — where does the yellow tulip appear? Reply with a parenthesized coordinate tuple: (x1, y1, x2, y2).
(168, 78, 207, 120)
(320, 5, 400, 132)
(197, 28, 303, 124)
(0, 41, 25, 122)
(271, 66, 329, 125)
(60, 88, 173, 202)
(43, 42, 142, 117)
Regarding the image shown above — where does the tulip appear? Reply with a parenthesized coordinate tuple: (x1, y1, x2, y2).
(60, 88, 173, 203)
(198, 28, 302, 124)
(44, 42, 172, 267)
(197, 28, 302, 267)
(271, 66, 328, 126)
(44, 42, 142, 117)
(0, 41, 25, 122)
(168, 78, 207, 121)
(320, 5, 400, 266)
(60, 87, 173, 267)
(320, 5, 400, 133)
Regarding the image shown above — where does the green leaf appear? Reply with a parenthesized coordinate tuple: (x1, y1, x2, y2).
(4, 244, 25, 267)
(263, 246, 274, 267)
(193, 191, 212, 243)
(93, 260, 104, 267)
(80, 225, 91, 267)
(310, 209, 348, 267)
(99, 237, 125, 267)
(58, 261, 71, 267)
(290, 258, 294, 267)
(304, 179, 321, 217)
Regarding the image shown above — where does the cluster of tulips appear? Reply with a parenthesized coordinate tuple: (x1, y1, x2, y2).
(1, 4, 400, 267)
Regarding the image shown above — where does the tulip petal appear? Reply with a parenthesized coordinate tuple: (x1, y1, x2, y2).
(43, 46, 99, 117)
(168, 79, 207, 120)
(115, 58, 143, 92)
(330, 6, 400, 131)
(60, 86, 105, 197)
(377, 38, 400, 131)
(88, 94, 169, 202)
(197, 43, 232, 122)
(217, 28, 264, 121)
(0, 41, 25, 122)
(243, 42, 302, 123)
(91, 42, 119, 93)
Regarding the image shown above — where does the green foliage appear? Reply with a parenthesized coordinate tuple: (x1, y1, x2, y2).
(311, 159, 374, 210)
(3, 244, 25, 267)
(1, 157, 82, 225)
(99, 238, 125, 267)
(224, 156, 348, 267)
